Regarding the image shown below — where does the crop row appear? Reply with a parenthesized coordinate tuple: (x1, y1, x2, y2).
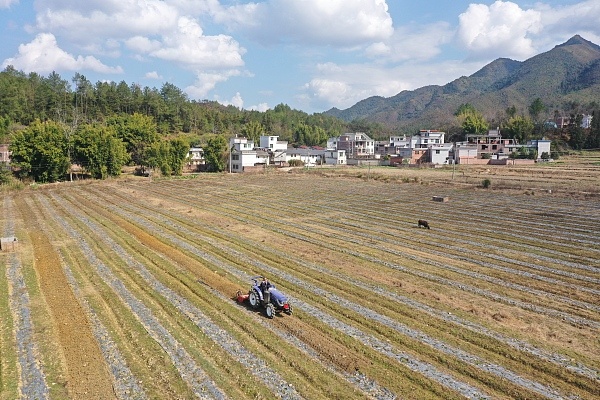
(2, 174, 598, 399)
(72, 179, 596, 400)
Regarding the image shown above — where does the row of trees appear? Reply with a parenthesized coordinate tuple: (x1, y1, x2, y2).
(9, 114, 198, 182)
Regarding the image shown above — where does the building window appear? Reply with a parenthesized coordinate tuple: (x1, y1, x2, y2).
(435, 150, 440, 154)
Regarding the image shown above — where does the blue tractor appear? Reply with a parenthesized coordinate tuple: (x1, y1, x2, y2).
(237, 276, 292, 318)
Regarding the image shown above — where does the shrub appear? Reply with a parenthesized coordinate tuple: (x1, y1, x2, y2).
(482, 178, 491, 189)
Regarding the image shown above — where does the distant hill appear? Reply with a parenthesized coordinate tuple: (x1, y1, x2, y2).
(324, 35, 600, 133)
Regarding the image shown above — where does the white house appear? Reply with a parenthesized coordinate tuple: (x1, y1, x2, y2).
(229, 136, 269, 173)
(187, 147, 204, 168)
(259, 135, 288, 152)
(286, 147, 325, 166)
(324, 149, 346, 165)
(454, 143, 478, 164)
(413, 130, 445, 148)
(428, 143, 454, 164)
(526, 138, 552, 158)
(581, 114, 593, 129)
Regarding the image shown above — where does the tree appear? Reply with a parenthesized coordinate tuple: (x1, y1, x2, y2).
(9, 120, 70, 182)
(455, 104, 489, 134)
(586, 109, 600, 149)
(107, 113, 159, 165)
(141, 137, 190, 176)
(72, 124, 129, 179)
(0, 115, 9, 142)
(504, 115, 534, 143)
(568, 114, 586, 150)
(241, 120, 264, 143)
(528, 98, 546, 121)
(167, 137, 190, 176)
(203, 135, 227, 172)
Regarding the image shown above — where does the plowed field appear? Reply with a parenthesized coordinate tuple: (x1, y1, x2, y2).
(1, 163, 599, 399)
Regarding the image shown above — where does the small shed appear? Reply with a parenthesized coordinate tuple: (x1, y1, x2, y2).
(1, 236, 18, 252)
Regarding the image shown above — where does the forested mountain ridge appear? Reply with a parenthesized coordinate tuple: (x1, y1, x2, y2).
(325, 35, 600, 133)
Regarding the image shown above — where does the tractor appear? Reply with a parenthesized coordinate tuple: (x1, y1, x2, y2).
(236, 276, 292, 318)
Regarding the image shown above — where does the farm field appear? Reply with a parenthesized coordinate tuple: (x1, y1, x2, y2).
(1, 161, 599, 399)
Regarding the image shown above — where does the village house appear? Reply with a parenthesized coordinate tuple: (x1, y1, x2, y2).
(286, 147, 325, 166)
(187, 147, 204, 170)
(328, 132, 375, 158)
(324, 149, 346, 165)
(0, 143, 10, 165)
(229, 136, 269, 173)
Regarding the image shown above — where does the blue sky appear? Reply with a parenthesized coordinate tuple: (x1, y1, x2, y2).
(1, 1, 598, 114)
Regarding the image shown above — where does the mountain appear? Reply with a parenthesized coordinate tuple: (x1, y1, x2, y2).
(324, 35, 600, 133)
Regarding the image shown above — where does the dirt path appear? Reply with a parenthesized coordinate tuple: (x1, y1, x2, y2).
(15, 197, 116, 399)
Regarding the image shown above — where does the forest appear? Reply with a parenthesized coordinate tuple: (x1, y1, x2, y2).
(0, 65, 599, 183)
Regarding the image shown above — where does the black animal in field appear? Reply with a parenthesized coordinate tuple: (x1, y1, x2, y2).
(418, 219, 430, 229)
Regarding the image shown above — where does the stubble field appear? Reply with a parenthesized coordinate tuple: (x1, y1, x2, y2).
(1, 155, 599, 399)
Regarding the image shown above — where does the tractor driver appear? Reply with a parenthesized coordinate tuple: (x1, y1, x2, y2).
(260, 277, 272, 303)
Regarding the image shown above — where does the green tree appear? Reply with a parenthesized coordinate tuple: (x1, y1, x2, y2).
(586, 109, 600, 149)
(9, 120, 70, 182)
(241, 120, 264, 143)
(455, 104, 489, 134)
(203, 135, 227, 172)
(0, 115, 10, 142)
(568, 114, 586, 150)
(167, 137, 190, 175)
(528, 98, 546, 123)
(141, 138, 190, 176)
(504, 115, 534, 143)
(107, 113, 159, 165)
(72, 124, 129, 179)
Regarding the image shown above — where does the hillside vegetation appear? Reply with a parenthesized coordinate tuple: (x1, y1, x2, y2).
(326, 35, 600, 135)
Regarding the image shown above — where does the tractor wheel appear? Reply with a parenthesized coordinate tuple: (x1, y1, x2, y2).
(286, 304, 293, 315)
(248, 290, 260, 309)
(265, 303, 275, 319)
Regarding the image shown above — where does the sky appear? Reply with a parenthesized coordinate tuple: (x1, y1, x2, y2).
(1, 1, 599, 114)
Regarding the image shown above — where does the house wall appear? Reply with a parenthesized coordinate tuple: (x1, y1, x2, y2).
(0, 144, 10, 164)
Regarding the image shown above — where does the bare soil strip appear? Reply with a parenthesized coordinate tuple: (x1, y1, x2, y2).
(14, 196, 116, 400)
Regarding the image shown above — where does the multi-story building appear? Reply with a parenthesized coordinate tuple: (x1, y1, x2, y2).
(330, 132, 375, 158)
(464, 129, 518, 159)
(229, 136, 269, 173)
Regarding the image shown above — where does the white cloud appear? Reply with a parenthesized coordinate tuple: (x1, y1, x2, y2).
(216, 0, 393, 46)
(147, 17, 245, 70)
(457, 1, 541, 60)
(185, 70, 241, 99)
(216, 92, 244, 109)
(248, 103, 270, 112)
(365, 22, 453, 63)
(33, 0, 179, 41)
(1, 33, 123, 74)
(533, 0, 600, 47)
(145, 71, 162, 79)
(0, 0, 19, 8)
(301, 59, 484, 111)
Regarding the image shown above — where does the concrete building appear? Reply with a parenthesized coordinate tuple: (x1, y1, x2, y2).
(333, 132, 375, 158)
(324, 149, 347, 165)
(229, 136, 269, 173)
(286, 147, 325, 166)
